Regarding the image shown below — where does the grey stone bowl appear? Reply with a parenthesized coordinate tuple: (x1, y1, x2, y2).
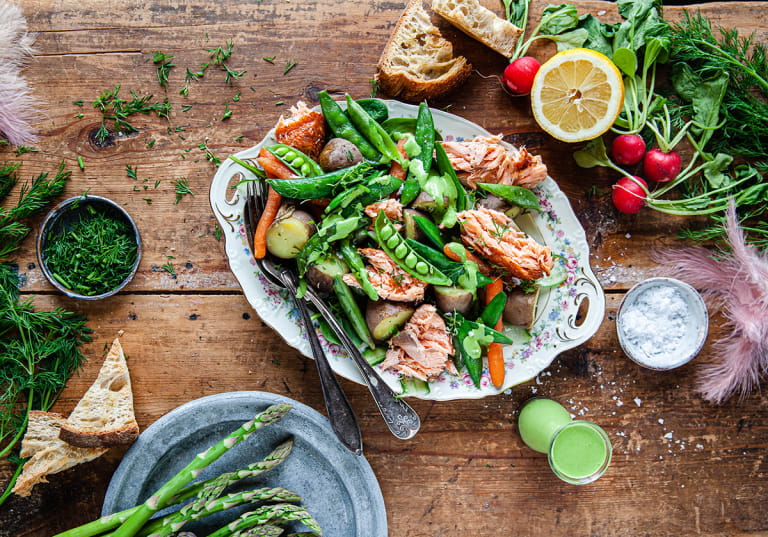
(102, 392, 387, 536)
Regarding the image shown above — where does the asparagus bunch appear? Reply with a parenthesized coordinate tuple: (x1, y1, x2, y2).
(111, 404, 293, 537)
(139, 488, 301, 537)
(206, 504, 322, 537)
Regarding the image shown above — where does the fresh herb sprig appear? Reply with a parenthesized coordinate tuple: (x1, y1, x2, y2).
(173, 177, 194, 204)
(153, 51, 175, 88)
(93, 85, 171, 144)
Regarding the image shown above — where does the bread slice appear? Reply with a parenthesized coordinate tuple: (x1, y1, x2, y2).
(58, 338, 139, 448)
(376, 0, 471, 101)
(432, 0, 523, 57)
(13, 411, 107, 497)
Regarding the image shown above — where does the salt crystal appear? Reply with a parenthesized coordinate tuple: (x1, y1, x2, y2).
(616, 400, 623, 407)
(658, 418, 664, 425)
(664, 432, 673, 440)
(696, 444, 704, 449)
(625, 233, 631, 238)
(634, 397, 642, 407)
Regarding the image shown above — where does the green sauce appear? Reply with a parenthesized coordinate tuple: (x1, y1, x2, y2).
(518, 398, 571, 454)
(550, 422, 609, 479)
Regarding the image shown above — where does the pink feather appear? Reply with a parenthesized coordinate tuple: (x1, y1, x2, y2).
(0, 3, 38, 145)
(654, 201, 768, 404)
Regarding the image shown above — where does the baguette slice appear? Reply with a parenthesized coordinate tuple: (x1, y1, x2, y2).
(59, 338, 139, 448)
(13, 411, 107, 497)
(376, 0, 471, 101)
(432, 0, 523, 58)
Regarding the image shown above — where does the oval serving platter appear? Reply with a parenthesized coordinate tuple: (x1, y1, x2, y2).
(209, 100, 605, 400)
(102, 391, 387, 537)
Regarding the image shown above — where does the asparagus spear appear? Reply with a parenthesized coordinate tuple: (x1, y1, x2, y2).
(139, 487, 301, 537)
(112, 404, 292, 537)
(205, 504, 322, 537)
(54, 438, 294, 537)
(234, 525, 283, 537)
(286, 534, 320, 537)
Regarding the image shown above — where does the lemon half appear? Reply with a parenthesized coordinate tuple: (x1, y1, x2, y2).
(531, 48, 624, 143)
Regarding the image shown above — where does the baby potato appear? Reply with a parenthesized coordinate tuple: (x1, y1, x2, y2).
(265, 208, 316, 259)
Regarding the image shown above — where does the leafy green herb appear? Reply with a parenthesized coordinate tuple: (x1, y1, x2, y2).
(42, 204, 138, 296)
(182, 104, 193, 112)
(199, 142, 221, 166)
(200, 40, 246, 84)
(154, 179, 161, 189)
(73, 100, 83, 106)
(233, 91, 240, 102)
(234, 135, 244, 142)
(153, 51, 175, 88)
(126, 164, 138, 180)
(215, 224, 222, 241)
(222, 103, 232, 121)
(283, 60, 297, 75)
(179, 69, 198, 97)
(173, 177, 194, 204)
(143, 197, 153, 204)
(263, 56, 276, 64)
(74, 112, 84, 119)
(93, 85, 171, 144)
(14, 146, 37, 156)
(161, 260, 175, 276)
(275, 101, 284, 106)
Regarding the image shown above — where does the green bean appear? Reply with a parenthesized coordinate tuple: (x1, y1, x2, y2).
(333, 275, 375, 349)
(266, 144, 324, 177)
(345, 95, 403, 165)
(318, 90, 380, 161)
(374, 212, 452, 286)
(339, 239, 379, 301)
(267, 162, 369, 199)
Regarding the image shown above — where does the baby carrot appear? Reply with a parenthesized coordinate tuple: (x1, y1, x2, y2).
(485, 277, 505, 388)
(253, 147, 294, 258)
(389, 138, 409, 180)
(257, 147, 296, 180)
(443, 243, 491, 275)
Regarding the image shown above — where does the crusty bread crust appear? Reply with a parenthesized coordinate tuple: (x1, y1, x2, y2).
(375, 0, 471, 101)
(432, 0, 523, 58)
(58, 338, 139, 448)
(12, 412, 107, 497)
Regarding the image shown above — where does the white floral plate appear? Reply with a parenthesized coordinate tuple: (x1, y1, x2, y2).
(210, 100, 605, 401)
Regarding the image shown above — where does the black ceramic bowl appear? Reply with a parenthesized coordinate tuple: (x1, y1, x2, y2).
(36, 195, 142, 300)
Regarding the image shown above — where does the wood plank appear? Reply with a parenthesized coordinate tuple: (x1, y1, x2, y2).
(5, 2, 765, 293)
(1, 293, 765, 535)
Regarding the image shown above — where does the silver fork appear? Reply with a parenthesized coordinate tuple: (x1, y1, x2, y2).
(245, 181, 362, 454)
(246, 177, 420, 441)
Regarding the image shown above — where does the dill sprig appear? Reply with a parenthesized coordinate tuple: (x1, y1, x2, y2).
(153, 51, 175, 88)
(670, 11, 768, 158)
(93, 85, 172, 144)
(199, 141, 221, 166)
(173, 177, 195, 204)
(200, 40, 246, 85)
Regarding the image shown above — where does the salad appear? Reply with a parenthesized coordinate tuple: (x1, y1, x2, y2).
(233, 92, 566, 394)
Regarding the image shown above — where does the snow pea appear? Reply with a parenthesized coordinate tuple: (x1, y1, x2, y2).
(333, 275, 375, 349)
(345, 95, 404, 165)
(318, 90, 380, 161)
(405, 239, 494, 288)
(402, 102, 435, 205)
(339, 239, 379, 301)
(265, 144, 324, 177)
(267, 162, 368, 199)
(374, 212, 452, 286)
(477, 182, 541, 211)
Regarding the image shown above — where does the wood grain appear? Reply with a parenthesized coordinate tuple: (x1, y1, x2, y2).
(1, 0, 767, 536)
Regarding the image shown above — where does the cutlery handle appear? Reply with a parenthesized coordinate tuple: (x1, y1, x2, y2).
(304, 288, 421, 440)
(281, 271, 363, 455)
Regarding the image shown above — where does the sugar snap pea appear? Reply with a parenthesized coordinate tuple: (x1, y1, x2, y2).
(325, 174, 403, 216)
(340, 239, 378, 301)
(266, 144, 324, 177)
(374, 212, 452, 286)
(333, 275, 375, 349)
(345, 95, 404, 165)
(401, 102, 435, 205)
(434, 142, 467, 211)
(318, 90, 380, 161)
(381, 118, 443, 141)
(355, 98, 388, 123)
(267, 162, 368, 199)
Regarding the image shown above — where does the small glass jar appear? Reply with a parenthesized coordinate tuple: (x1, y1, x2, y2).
(548, 421, 612, 485)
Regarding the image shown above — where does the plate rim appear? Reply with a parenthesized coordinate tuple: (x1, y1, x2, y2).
(102, 391, 388, 536)
(209, 100, 605, 401)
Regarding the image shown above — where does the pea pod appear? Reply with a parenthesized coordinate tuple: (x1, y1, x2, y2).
(477, 182, 541, 211)
(412, 215, 444, 249)
(452, 313, 514, 387)
(318, 90, 380, 161)
(333, 275, 375, 349)
(325, 174, 403, 216)
(434, 142, 467, 212)
(480, 292, 506, 327)
(355, 98, 388, 123)
(339, 239, 378, 301)
(406, 239, 494, 288)
(381, 118, 443, 141)
(267, 162, 369, 199)
(401, 102, 435, 205)
(374, 212, 452, 286)
(265, 144, 324, 177)
(345, 95, 404, 166)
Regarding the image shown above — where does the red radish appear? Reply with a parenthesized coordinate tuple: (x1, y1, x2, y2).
(612, 176, 647, 214)
(643, 148, 681, 183)
(611, 135, 646, 166)
(502, 57, 541, 95)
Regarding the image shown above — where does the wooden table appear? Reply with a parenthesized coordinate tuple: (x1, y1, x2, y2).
(2, 1, 767, 535)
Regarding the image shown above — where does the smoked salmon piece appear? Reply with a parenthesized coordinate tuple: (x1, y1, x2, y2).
(382, 304, 456, 380)
(342, 248, 427, 302)
(440, 135, 548, 190)
(274, 101, 327, 158)
(364, 199, 404, 222)
(457, 207, 554, 280)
